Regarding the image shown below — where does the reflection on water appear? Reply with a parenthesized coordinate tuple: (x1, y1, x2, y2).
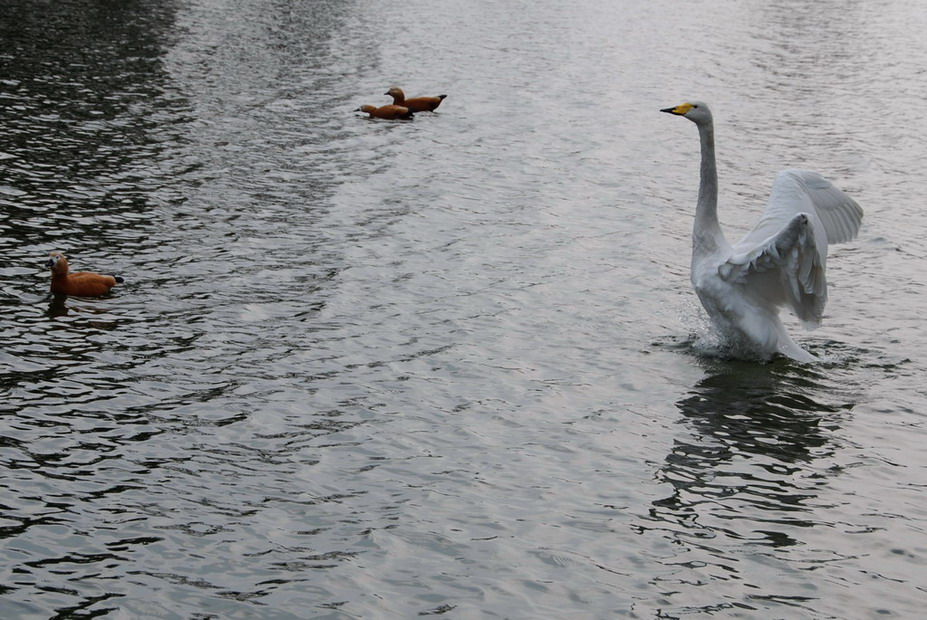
(673, 361, 839, 468)
(45, 296, 70, 318)
(637, 360, 857, 615)
(0, 0, 180, 236)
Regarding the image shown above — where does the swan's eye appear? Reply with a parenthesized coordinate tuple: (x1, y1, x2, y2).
(692, 104, 699, 109)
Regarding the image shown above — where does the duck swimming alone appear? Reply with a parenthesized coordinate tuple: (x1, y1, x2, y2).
(356, 103, 414, 120)
(385, 87, 446, 113)
(46, 251, 123, 297)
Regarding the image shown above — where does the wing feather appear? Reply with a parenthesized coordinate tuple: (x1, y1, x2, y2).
(722, 168, 862, 328)
(724, 213, 826, 326)
(735, 169, 863, 250)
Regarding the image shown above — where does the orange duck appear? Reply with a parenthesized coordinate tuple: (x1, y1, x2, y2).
(356, 104, 414, 120)
(46, 251, 123, 297)
(385, 87, 447, 113)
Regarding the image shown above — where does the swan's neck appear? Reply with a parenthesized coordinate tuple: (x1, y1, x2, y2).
(694, 120, 725, 253)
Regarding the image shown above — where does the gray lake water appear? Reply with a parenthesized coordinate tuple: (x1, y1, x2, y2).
(2, 0, 926, 617)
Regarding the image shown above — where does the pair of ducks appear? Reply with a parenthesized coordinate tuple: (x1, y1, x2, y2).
(357, 86, 447, 120)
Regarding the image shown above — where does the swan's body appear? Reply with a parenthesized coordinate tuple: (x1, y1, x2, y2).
(661, 101, 863, 362)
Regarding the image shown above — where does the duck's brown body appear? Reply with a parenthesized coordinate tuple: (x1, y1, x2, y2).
(46, 252, 123, 297)
(357, 104, 414, 120)
(385, 87, 446, 113)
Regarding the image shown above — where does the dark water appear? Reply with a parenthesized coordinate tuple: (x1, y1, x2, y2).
(2, 0, 926, 617)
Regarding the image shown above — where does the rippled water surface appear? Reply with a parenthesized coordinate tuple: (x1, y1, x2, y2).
(2, 0, 926, 617)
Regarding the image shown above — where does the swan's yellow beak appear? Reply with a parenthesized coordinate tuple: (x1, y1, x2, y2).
(661, 103, 693, 116)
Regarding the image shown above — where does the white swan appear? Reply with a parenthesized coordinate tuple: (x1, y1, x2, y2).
(661, 101, 863, 362)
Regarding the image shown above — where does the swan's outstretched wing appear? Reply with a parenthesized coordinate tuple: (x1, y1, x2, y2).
(737, 169, 863, 248)
(722, 170, 862, 327)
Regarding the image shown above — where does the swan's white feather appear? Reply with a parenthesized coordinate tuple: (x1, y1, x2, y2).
(734, 169, 863, 250)
(725, 211, 826, 327)
(722, 170, 862, 329)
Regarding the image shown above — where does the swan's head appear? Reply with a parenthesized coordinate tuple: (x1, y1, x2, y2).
(661, 101, 712, 125)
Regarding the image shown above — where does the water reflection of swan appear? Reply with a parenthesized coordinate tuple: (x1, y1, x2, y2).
(644, 361, 845, 553)
(674, 361, 837, 462)
(661, 102, 863, 362)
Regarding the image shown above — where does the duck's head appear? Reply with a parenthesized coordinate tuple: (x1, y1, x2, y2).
(661, 101, 712, 125)
(356, 105, 377, 114)
(46, 251, 68, 273)
(385, 86, 404, 99)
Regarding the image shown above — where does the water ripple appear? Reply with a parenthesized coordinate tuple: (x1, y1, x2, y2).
(2, 0, 927, 617)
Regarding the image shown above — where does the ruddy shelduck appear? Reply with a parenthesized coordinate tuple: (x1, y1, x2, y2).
(356, 104, 414, 120)
(46, 251, 123, 297)
(385, 87, 447, 113)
